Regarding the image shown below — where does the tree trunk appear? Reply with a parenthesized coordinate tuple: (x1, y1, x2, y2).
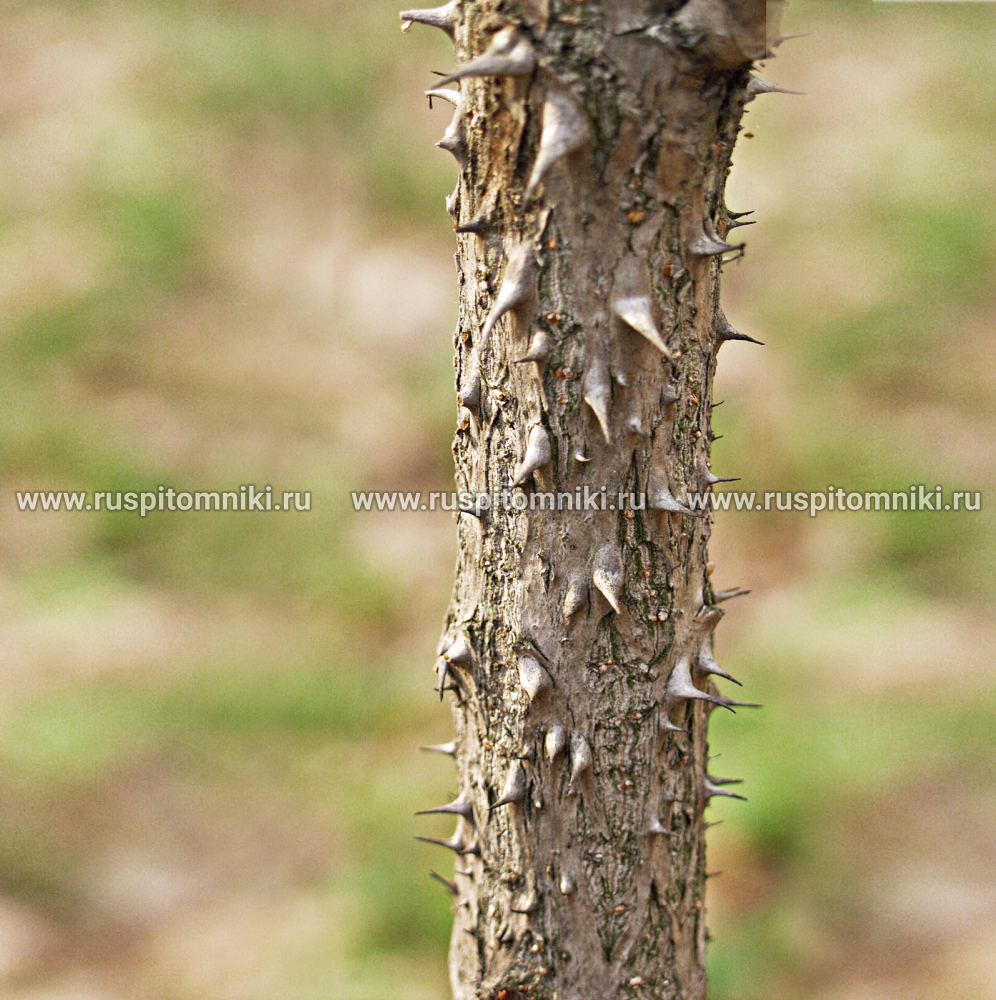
(405, 2, 779, 997)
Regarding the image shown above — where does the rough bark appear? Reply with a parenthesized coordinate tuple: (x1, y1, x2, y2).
(406, 2, 781, 997)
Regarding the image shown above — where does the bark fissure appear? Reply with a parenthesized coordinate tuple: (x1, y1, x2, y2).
(406, 1, 782, 997)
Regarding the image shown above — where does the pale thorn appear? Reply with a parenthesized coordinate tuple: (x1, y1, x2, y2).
(702, 468, 740, 485)
(609, 258, 675, 358)
(574, 450, 591, 463)
(437, 26, 536, 86)
(562, 578, 588, 620)
(438, 634, 472, 699)
(444, 633, 473, 666)
(613, 295, 674, 356)
(770, 32, 810, 49)
(544, 724, 567, 762)
(420, 741, 457, 756)
(726, 217, 756, 231)
(583, 356, 613, 443)
(647, 814, 672, 837)
(510, 890, 539, 914)
(568, 732, 592, 790)
(457, 370, 481, 411)
(745, 76, 804, 102)
(428, 870, 459, 896)
(625, 413, 649, 438)
(707, 774, 744, 786)
(688, 230, 744, 258)
(512, 424, 552, 488)
(425, 87, 461, 107)
(714, 587, 750, 603)
(695, 644, 742, 687)
(518, 653, 552, 703)
(665, 656, 734, 712)
(491, 759, 527, 810)
(436, 104, 468, 165)
(659, 715, 688, 736)
(703, 778, 747, 802)
(608, 255, 665, 341)
(716, 309, 764, 346)
(480, 241, 535, 347)
(416, 792, 475, 820)
(648, 473, 700, 517)
(399, 1, 459, 36)
(415, 825, 467, 853)
(559, 871, 576, 895)
(514, 327, 553, 364)
(523, 86, 591, 203)
(660, 384, 679, 406)
(592, 543, 624, 614)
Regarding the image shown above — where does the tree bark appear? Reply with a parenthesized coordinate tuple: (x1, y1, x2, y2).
(405, 2, 779, 997)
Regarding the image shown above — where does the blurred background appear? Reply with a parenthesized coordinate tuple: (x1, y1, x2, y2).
(0, 1, 993, 998)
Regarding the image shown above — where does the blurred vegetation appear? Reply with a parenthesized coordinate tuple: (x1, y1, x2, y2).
(0, 1, 993, 998)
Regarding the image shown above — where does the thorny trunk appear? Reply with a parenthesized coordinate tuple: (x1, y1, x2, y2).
(405, 2, 785, 997)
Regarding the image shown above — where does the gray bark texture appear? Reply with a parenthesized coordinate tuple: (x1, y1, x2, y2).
(405, 2, 781, 997)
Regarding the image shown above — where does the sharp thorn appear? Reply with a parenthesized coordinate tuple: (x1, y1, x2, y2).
(480, 241, 535, 347)
(513, 328, 552, 365)
(592, 543, 624, 614)
(399, 1, 459, 36)
(582, 355, 612, 443)
(437, 27, 536, 87)
(428, 870, 459, 896)
(665, 656, 734, 712)
(490, 759, 527, 810)
(523, 86, 590, 204)
(716, 310, 764, 346)
(512, 424, 552, 488)
(689, 231, 744, 258)
(648, 473, 701, 518)
(568, 732, 592, 790)
(517, 653, 552, 703)
(425, 87, 461, 107)
(714, 587, 751, 603)
(704, 778, 747, 802)
(544, 724, 567, 761)
(416, 795, 474, 820)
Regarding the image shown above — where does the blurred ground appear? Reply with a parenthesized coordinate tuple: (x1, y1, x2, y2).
(0, 1, 993, 998)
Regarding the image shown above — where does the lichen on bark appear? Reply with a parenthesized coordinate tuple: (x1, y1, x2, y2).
(405, 2, 784, 997)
